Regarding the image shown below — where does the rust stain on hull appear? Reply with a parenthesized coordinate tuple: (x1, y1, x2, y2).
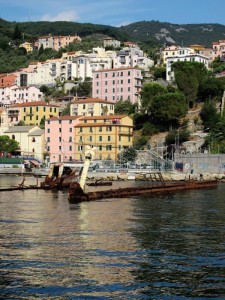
(68, 180, 218, 204)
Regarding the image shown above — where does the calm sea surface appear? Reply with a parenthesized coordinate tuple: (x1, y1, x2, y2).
(1, 175, 225, 299)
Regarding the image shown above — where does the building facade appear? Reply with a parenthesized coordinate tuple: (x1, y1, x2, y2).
(45, 116, 81, 163)
(0, 85, 44, 108)
(10, 101, 59, 126)
(166, 54, 209, 81)
(70, 98, 115, 117)
(92, 67, 143, 104)
(3, 125, 45, 162)
(74, 115, 133, 161)
(212, 40, 225, 61)
(37, 35, 81, 51)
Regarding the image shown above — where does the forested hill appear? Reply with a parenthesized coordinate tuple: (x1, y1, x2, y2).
(1, 18, 225, 47)
(120, 21, 225, 47)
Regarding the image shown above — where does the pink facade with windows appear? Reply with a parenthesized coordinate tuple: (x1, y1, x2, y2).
(212, 40, 225, 61)
(45, 116, 81, 163)
(92, 67, 142, 104)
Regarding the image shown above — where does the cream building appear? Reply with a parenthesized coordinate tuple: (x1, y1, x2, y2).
(3, 125, 45, 162)
(74, 115, 133, 161)
(70, 98, 115, 116)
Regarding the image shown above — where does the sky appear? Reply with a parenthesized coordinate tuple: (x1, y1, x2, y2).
(1, 0, 225, 27)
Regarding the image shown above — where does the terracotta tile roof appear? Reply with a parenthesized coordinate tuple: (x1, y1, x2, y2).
(80, 115, 126, 120)
(71, 98, 115, 105)
(11, 101, 60, 108)
(47, 115, 81, 121)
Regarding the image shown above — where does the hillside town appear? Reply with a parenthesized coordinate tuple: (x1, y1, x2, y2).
(0, 34, 225, 172)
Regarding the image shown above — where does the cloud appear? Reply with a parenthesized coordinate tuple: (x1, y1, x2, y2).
(40, 10, 79, 22)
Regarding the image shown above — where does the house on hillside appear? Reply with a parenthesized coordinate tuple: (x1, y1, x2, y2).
(70, 98, 115, 116)
(92, 67, 143, 105)
(74, 115, 133, 161)
(3, 125, 45, 163)
(10, 101, 59, 126)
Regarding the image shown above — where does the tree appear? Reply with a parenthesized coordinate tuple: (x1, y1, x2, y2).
(0, 136, 20, 153)
(12, 25, 22, 41)
(115, 99, 136, 115)
(151, 92, 188, 128)
(140, 82, 167, 113)
(200, 101, 220, 130)
(61, 103, 70, 116)
(172, 61, 208, 107)
(117, 147, 137, 163)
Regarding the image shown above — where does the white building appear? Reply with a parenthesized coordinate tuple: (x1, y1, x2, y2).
(166, 54, 210, 81)
(0, 85, 43, 107)
(113, 47, 154, 70)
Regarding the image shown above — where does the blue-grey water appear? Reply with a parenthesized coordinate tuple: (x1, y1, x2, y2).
(1, 175, 225, 299)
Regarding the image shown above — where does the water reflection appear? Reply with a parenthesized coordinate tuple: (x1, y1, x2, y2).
(0, 176, 225, 298)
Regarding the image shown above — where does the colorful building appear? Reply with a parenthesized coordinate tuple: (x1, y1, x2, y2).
(74, 115, 133, 161)
(212, 40, 225, 61)
(92, 67, 142, 105)
(10, 101, 59, 126)
(70, 98, 115, 116)
(45, 115, 81, 163)
(37, 35, 81, 51)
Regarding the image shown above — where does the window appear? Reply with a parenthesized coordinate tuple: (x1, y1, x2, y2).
(105, 73, 108, 77)
(99, 145, 102, 151)
(36, 116, 38, 120)
(32, 137, 36, 142)
(89, 127, 93, 132)
(113, 80, 115, 84)
(43, 107, 46, 112)
(79, 127, 83, 132)
(47, 128, 50, 133)
(12, 135, 15, 140)
(99, 127, 102, 132)
(89, 136, 92, 142)
(36, 107, 38, 112)
(83, 104, 86, 109)
(105, 81, 107, 85)
(69, 137, 72, 142)
(59, 146, 61, 151)
(96, 74, 99, 78)
(59, 120, 61, 124)
(121, 80, 123, 84)
(69, 146, 72, 151)
(99, 136, 102, 141)
(128, 79, 130, 83)
(47, 137, 50, 142)
(69, 128, 72, 132)
(59, 137, 62, 142)
(59, 128, 61, 132)
(108, 136, 111, 141)
(105, 89, 107, 93)
(69, 120, 72, 124)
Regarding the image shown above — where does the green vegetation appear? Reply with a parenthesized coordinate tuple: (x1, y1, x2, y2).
(0, 136, 20, 153)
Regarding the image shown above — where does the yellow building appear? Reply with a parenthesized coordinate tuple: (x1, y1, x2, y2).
(10, 101, 59, 126)
(19, 42, 33, 53)
(74, 115, 133, 161)
(70, 98, 115, 117)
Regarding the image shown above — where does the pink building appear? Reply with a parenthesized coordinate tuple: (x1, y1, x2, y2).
(37, 35, 81, 51)
(212, 40, 225, 61)
(92, 67, 142, 104)
(45, 115, 81, 163)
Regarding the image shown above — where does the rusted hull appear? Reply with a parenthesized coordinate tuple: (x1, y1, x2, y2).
(86, 181, 112, 187)
(68, 180, 218, 204)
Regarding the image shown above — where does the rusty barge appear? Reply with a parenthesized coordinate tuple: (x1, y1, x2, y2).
(68, 177, 218, 204)
(67, 146, 219, 204)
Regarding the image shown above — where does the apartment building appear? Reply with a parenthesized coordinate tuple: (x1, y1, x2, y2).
(166, 54, 209, 81)
(212, 40, 225, 61)
(113, 47, 154, 70)
(3, 125, 45, 162)
(10, 101, 59, 126)
(92, 67, 143, 105)
(37, 35, 81, 51)
(70, 98, 115, 116)
(45, 115, 81, 163)
(103, 37, 121, 48)
(162, 46, 195, 64)
(0, 85, 43, 108)
(74, 115, 133, 161)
